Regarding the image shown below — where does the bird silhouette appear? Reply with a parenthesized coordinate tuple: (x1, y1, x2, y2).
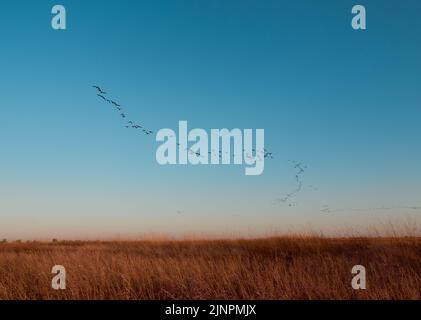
(93, 86, 107, 94)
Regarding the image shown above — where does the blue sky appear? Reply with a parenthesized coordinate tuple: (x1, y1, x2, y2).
(1, 0, 420, 239)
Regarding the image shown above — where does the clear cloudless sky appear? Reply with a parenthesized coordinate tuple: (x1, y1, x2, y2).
(0, 0, 420, 239)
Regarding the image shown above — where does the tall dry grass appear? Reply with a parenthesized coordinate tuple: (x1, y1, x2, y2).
(0, 236, 419, 300)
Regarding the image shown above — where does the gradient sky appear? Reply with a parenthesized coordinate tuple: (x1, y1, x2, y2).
(1, 0, 420, 239)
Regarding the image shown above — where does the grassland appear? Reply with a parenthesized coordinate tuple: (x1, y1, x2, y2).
(0, 236, 419, 300)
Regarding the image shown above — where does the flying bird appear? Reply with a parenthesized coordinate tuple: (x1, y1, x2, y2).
(97, 94, 106, 100)
(93, 86, 107, 94)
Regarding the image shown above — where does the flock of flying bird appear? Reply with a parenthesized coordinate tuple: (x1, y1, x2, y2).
(93, 85, 274, 161)
(280, 160, 421, 214)
(93, 85, 421, 215)
(93, 86, 154, 135)
(276, 161, 307, 207)
(93, 85, 320, 210)
(321, 205, 421, 214)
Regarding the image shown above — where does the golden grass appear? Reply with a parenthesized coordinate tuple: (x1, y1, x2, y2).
(0, 237, 419, 300)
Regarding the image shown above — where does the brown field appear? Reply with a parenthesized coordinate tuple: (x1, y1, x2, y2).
(0, 237, 420, 300)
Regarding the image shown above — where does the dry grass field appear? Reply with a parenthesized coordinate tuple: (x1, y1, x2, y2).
(0, 236, 419, 300)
